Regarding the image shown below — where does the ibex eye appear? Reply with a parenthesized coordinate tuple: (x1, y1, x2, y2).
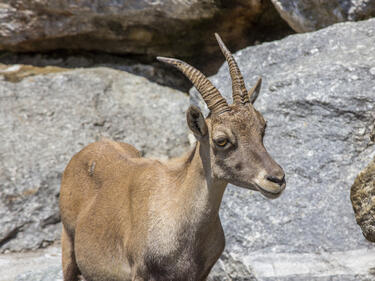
(215, 138, 228, 147)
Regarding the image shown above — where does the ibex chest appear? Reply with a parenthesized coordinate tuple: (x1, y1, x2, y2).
(141, 216, 225, 281)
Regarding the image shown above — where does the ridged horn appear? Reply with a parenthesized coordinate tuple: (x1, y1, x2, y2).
(157, 56, 230, 114)
(215, 33, 248, 105)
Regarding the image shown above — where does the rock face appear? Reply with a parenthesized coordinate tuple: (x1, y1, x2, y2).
(271, 0, 375, 32)
(0, 67, 189, 253)
(15, 267, 62, 281)
(2, 17, 375, 281)
(0, 245, 61, 281)
(191, 18, 375, 280)
(351, 157, 375, 242)
(0, 0, 291, 57)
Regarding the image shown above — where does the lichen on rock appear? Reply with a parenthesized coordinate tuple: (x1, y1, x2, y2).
(351, 157, 375, 242)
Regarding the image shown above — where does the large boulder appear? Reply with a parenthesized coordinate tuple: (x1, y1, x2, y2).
(191, 18, 375, 280)
(0, 66, 189, 253)
(271, 0, 375, 32)
(351, 157, 375, 242)
(0, 0, 291, 58)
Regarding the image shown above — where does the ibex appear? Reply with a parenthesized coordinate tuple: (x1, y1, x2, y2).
(59, 34, 286, 281)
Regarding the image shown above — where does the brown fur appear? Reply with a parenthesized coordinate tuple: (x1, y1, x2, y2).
(60, 137, 226, 281)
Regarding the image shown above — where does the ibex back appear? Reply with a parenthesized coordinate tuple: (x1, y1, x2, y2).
(60, 34, 286, 281)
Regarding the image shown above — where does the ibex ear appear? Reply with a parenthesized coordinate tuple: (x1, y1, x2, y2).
(248, 77, 262, 104)
(186, 105, 207, 139)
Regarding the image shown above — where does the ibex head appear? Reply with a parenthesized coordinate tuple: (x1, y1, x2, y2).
(158, 34, 285, 198)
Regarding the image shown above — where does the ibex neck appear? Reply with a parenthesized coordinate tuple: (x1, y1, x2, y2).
(167, 141, 227, 221)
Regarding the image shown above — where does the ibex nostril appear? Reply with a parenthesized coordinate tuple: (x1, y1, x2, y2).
(267, 175, 285, 186)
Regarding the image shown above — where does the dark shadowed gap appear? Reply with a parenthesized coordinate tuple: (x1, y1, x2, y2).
(0, 25, 293, 93)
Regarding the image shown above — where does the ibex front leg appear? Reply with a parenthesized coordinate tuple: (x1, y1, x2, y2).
(62, 226, 81, 281)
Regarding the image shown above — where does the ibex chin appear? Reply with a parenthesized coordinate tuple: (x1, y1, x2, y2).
(60, 33, 286, 281)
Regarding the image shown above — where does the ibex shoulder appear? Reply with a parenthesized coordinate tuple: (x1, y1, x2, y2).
(63, 139, 141, 186)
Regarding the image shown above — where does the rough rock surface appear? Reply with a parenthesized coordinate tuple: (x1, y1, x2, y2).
(0, 0, 291, 57)
(0, 245, 61, 281)
(2, 18, 375, 281)
(191, 18, 375, 280)
(271, 0, 375, 32)
(351, 157, 375, 242)
(4, 246, 375, 281)
(0, 67, 189, 253)
(15, 267, 62, 281)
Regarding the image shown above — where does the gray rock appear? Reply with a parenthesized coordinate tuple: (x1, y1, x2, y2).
(15, 266, 62, 281)
(0, 245, 61, 281)
(6, 246, 375, 281)
(0, 67, 189, 253)
(0, 0, 291, 57)
(271, 0, 375, 32)
(351, 157, 375, 242)
(3, 17, 375, 281)
(191, 18, 375, 280)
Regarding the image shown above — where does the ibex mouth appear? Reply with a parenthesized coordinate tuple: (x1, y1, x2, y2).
(253, 182, 285, 199)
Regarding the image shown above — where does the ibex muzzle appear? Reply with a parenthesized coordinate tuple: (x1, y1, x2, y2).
(60, 34, 285, 281)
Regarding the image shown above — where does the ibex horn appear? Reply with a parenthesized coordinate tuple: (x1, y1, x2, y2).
(248, 77, 262, 104)
(157, 57, 230, 114)
(214, 33, 249, 105)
